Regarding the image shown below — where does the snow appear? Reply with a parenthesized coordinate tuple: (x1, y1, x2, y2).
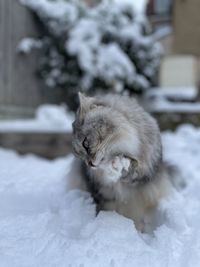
(21, 0, 79, 22)
(113, 0, 147, 13)
(149, 100, 200, 113)
(146, 87, 198, 100)
(0, 104, 74, 133)
(153, 25, 173, 41)
(96, 44, 136, 85)
(144, 87, 200, 113)
(65, 4, 139, 90)
(17, 38, 42, 54)
(20, 0, 81, 37)
(1, 124, 200, 266)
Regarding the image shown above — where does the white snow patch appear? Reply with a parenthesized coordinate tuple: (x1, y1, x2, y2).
(145, 87, 200, 113)
(17, 38, 42, 53)
(146, 87, 198, 100)
(0, 125, 200, 266)
(153, 25, 173, 41)
(66, 19, 137, 89)
(21, 0, 79, 22)
(0, 104, 74, 133)
(113, 0, 147, 13)
(151, 101, 200, 113)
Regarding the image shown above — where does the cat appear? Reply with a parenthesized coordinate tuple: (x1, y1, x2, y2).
(71, 92, 173, 231)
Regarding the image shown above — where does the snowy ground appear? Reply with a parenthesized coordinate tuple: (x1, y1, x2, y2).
(0, 124, 200, 267)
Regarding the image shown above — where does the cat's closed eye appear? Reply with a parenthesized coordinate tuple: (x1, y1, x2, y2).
(82, 137, 90, 153)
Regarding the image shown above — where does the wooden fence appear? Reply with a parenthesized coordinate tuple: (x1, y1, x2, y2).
(0, 0, 66, 119)
(0, 132, 72, 159)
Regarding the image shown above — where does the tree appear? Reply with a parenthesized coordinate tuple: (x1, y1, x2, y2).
(20, 0, 162, 110)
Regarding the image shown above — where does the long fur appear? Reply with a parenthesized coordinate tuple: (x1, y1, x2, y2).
(71, 93, 173, 231)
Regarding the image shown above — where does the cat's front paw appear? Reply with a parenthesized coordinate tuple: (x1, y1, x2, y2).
(111, 156, 121, 171)
(120, 158, 139, 184)
(101, 156, 132, 183)
(112, 156, 130, 172)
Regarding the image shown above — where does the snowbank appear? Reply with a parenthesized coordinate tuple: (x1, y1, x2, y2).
(17, 38, 43, 54)
(0, 104, 74, 133)
(144, 87, 200, 113)
(0, 125, 200, 266)
(150, 101, 200, 113)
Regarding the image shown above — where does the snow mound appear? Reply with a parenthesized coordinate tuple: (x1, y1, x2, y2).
(17, 38, 43, 53)
(0, 125, 200, 266)
(0, 104, 74, 133)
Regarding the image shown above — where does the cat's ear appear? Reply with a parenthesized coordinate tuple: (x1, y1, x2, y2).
(78, 92, 94, 121)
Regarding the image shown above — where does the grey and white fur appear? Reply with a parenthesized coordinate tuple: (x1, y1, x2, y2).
(71, 93, 172, 231)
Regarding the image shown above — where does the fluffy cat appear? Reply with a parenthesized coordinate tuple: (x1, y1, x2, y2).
(71, 93, 173, 231)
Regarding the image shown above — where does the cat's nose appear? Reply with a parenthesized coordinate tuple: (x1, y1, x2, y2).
(88, 160, 97, 168)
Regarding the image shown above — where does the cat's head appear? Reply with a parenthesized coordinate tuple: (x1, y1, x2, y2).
(72, 93, 120, 167)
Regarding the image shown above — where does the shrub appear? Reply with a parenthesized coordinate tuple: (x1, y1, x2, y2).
(20, 0, 162, 110)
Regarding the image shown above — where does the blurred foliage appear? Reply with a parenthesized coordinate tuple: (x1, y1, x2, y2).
(21, 0, 162, 110)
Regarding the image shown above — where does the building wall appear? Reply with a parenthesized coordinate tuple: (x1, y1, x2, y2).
(174, 0, 200, 56)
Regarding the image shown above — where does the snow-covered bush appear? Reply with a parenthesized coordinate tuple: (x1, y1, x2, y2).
(20, 0, 162, 110)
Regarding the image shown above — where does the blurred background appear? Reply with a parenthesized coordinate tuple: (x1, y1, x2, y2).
(0, 0, 200, 158)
